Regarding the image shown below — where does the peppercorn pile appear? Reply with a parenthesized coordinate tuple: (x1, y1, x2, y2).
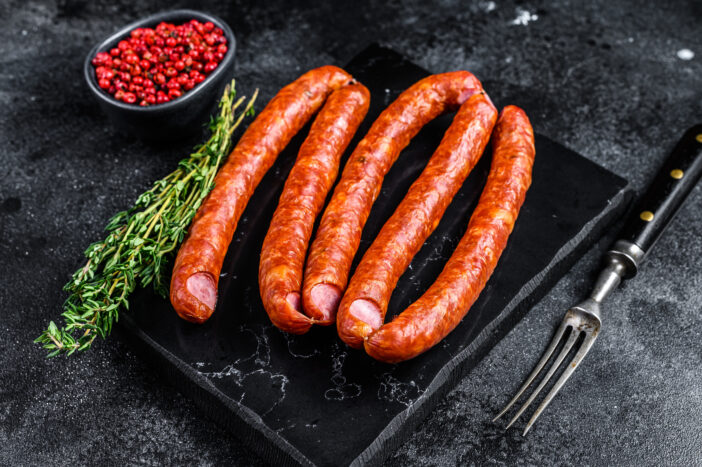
(91, 19, 228, 106)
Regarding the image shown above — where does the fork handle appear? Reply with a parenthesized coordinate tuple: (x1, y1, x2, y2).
(615, 125, 702, 265)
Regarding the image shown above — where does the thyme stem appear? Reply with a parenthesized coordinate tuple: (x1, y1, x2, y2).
(35, 81, 257, 357)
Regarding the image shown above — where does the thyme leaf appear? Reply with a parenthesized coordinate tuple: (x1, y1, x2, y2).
(35, 81, 258, 356)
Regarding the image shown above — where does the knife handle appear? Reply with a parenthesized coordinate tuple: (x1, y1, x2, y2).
(610, 125, 702, 274)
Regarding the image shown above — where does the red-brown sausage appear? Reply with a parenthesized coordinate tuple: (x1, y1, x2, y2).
(170, 66, 353, 323)
(302, 72, 485, 323)
(258, 83, 370, 334)
(336, 93, 498, 348)
(364, 106, 535, 363)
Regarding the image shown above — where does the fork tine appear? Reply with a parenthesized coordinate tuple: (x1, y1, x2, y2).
(492, 319, 571, 422)
(522, 332, 598, 435)
(504, 327, 581, 430)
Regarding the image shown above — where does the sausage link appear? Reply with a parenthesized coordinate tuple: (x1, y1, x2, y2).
(364, 106, 535, 362)
(336, 93, 498, 348)
(302, 72, 484, 323)
(170, 66, 353, 323)
(258, 83, 370, 334)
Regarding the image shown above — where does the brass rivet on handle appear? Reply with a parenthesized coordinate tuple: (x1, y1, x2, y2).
(670, 169, 684, 179)
(696, 134, 702, 143)
(640, 211, 654, 222)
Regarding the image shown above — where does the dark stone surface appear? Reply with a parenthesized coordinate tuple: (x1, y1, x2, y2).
(0, 0, 700, 465)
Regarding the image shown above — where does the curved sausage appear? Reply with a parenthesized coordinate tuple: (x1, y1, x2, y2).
(170, 66, 353, 323)
(259, 83, 370, 334)
(302, 72, 485, 323)
(336, 93, 498, 348)
(364, 106, 535, 362)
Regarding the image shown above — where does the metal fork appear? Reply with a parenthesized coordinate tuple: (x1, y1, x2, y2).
(493, 124, 702, 435)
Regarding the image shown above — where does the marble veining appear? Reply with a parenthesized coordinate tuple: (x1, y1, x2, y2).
(377, 374, 424, 407)
(324, 343, 362, 401)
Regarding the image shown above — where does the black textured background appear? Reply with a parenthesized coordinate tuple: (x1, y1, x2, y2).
(1, 0, 701, 465)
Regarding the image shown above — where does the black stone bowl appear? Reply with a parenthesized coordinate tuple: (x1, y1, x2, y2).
(84, 9, 236, 141)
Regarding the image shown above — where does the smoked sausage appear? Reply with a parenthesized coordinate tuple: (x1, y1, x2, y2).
(259, 83, 370, 334)
(336, 92, 498, 348)
(364, 106, 535, 362)
(170, 66, 353, 323)
(302, 72, 485, 323)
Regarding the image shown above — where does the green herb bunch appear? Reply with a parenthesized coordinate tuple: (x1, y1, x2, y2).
(36, 81, 258, 356)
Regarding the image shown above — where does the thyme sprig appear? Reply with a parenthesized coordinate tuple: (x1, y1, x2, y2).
(36, 81, 258, 356)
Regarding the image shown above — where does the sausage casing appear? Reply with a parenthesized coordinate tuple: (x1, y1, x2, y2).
(336, 93, 498, 348)
(364, 106, 535, 362)
(302, 72, 484, 323)
(170, 66, 352, 323)
(259, 83, 370, 334)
